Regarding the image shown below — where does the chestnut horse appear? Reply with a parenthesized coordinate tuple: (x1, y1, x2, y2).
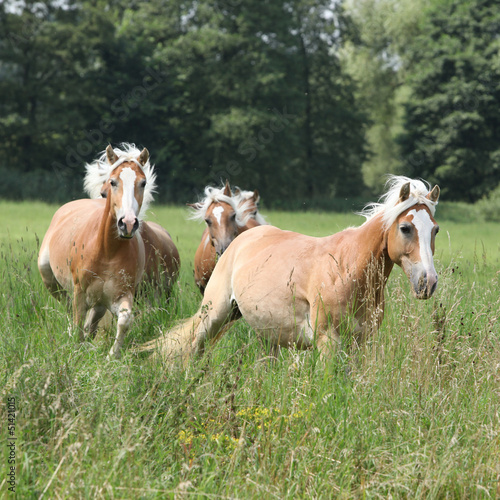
(191, 182, 266, 294)
(141, 221, 180, 292)
(142, 176, 440, 363)
(84, 147, 180, 294)
(233, 187, 267, 226)
(39, 144, 176, 358)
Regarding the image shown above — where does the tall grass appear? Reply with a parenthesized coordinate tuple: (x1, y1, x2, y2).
(0, 201, 499, 498)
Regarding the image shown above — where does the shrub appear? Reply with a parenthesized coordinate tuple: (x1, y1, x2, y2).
(475, 184, 500, 222)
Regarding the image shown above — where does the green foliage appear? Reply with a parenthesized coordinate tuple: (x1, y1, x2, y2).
(0, 0, 367, 206)
(398, 0, 500, 202)
(2, 0, 500, 205)
(341, 0, 427, 192)
(0, 202, 499, 497)
(0, 1, 120, 172)
(475, 183, 500, 222)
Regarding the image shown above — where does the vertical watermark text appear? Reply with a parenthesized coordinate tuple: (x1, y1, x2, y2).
(6, 397, 16, 493)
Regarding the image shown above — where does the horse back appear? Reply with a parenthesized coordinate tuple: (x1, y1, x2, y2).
(141, 221, 180, 286)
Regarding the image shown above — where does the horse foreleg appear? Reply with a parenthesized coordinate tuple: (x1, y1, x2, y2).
(309, 305, 342, 360)
(191, 293, 240, 357)
(73, 286, 87, 342)
(84, 306, 108, 340)
(108, 294, 133, 359)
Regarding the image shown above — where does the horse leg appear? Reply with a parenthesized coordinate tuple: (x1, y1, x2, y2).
(309, 305, 341, 360)
(108, 294, 134, 359)
(73, 286, 87, 342)
(191, 288, 240, 357)
(84, 306, 108, 340)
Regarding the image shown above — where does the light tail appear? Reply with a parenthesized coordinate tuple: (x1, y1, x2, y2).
(137, 312, 202, 363)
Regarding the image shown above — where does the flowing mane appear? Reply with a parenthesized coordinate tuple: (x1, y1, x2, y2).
(359, 175, 438, 229)
(189, 185, 248, 227)
(83, 143, 157, 219)
(233, 188, 268, 225)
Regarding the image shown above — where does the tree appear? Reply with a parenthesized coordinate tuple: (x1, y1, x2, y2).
(131, 0, 367, 204)
(341, 0, 429, 193)
(0, 0, 369, 206)
(398, 0, 500, 202)
(292, 0, 367, 198)
(0, 1, 127, 198)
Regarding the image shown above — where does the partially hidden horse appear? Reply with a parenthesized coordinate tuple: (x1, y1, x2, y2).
(38, 144, 178, 358)
(141, 176, 440, 364)
(140, 221, 180, 292)
(191, 181, 266, 294)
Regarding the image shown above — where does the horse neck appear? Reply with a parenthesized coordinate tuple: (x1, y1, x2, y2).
(95, 195, 126, 257)
(352, 214, 394, 292)
(239, 217, 260, 233)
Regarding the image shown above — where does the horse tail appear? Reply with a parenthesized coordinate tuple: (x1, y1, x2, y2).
(137, 311, 202, 363)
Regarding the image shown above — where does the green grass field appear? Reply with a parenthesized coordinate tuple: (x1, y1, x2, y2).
(0, 200, 499, 499)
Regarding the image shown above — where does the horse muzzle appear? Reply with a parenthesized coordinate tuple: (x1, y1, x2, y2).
(117, 216, 139, 239)
(214, 240, 232, 258)
(412, 270, 438, 299)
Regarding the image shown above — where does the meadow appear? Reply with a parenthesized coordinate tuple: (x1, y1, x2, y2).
(0, 200, 499, 499)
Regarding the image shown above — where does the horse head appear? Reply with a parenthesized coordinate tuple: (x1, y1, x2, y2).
(100, 145, 149, 239)
(234, 187, 267, 228)
(189, 181, 242, 257)
(386, 182, 440, 299)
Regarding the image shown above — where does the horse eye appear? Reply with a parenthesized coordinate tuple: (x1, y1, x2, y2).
(230, 213, 236, 220)
(110, 179, 118, 188)
(205, 218, 212, 226)
(140, 180, 147, 188)
(400, 224, 412, 235)
(435, 226, 440, 235)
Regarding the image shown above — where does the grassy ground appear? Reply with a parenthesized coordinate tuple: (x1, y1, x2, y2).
(0, 200, 499, 499)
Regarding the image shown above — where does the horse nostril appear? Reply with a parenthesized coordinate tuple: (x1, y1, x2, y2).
(430, 281, 437, 296)
(118, 217, 126, 229)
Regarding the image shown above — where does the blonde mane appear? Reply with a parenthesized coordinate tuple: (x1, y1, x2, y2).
(359, 176, 438, 229)
(189, 185, 248, 227)
(233, 188, 268, 225)
(83, 143, 157, 219)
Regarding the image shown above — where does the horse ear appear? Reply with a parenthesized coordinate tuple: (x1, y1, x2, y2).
(399, 182, 411, 202)
(233, 187, 241, 196)
(106, 145, 118, 165)
(223, 180, 232, 197)
(252, 189, 260, 203)
(427, 185, 440, 203)
(137, 148, 149, 166)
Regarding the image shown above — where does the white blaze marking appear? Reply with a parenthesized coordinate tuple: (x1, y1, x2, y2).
(203, 233, 210, 250)
(408, 209, 435, 274)
(213, 206, 224, 225)
(118, 167, 139, 220)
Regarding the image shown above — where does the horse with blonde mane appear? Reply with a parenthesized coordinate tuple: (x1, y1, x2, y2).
(141, 176, 440, 363)
(38, 144, 178, 359)
(191, 181, 266, 294)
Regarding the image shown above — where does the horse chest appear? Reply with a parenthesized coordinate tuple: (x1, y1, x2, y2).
(72, 255, 139, 295)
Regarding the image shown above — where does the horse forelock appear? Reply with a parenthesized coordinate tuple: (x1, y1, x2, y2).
(359, 175, 438, 229)
(83, 143, 157, 219)
(237, 196, 267, 225)
(189, 186, 248, 226)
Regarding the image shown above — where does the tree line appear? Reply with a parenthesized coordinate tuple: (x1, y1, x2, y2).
(1, 0, 499, 207)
